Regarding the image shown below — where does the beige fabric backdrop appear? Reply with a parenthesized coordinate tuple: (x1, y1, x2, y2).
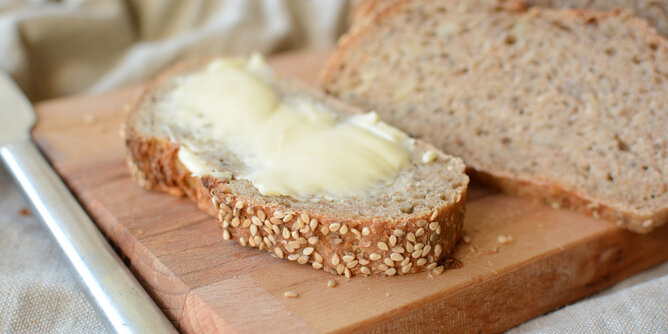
(0, 1, 666, 333)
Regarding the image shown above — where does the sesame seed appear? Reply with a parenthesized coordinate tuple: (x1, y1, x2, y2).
(296, 237, 307, 245)
(291, 230, 299, 239)
(220, 203, 232, 214)
(412, 250, 422, 258)
(274, 247, 284, 258)
(231, 217, 240, 227)
(360, 266, 371, 275)
(300, 213, 310, 224)
(211, 196, 219, 208)
(309, 219, 318, 231)
(248, 237, 256, 247)
(377, 264, 389, 271)
(283, 214, 294, 223)
(401, 263, 412, 274)
(417, 219, 427, 227)
(385, 268, 397, 276)
(308, 236, 319, 245)
(254, 236, 262, 246)
(247, 207, 255, 215)
(329, 223, 341, 232)
(430, 209, 439, 221)
(303, 247, 315, 256)
(218, 211, 225, 223)
(344, 268, 351, 278)
(282, 227, 290, 239)
(320, 225, 329, 235)
(242, 219, 251, 228)
(390, 253, 404, 261)
(378, 242, 389, 251)
(298, 255, 309, 264)
(336, 264, 345, 275)
(283, 291, 298, 298)
(327, 279, 337, 288)
(394, 229, 405, 237)
(369, 253, 381, 261)
(422, 150, 437, 163)
(235, 201, 244, 209)
(291, 221, 301, 231)
(346, 260, 358, 268)
(422, 245, 432, 257)
(416, 228, 425, 237)
(273, 210, 285, 218)
(426, 262, 437, 270)
(342, 254, 355, 263)
(263, 226, 272, 235)
(332, 238, 343, 245)
(272, 225, 281, 235)
(406, 242, 414, 253)
(263, 237, 272, 247)
(384, 258, 395, 267)
(359, 258, 370, 265)
(288, 254, 300, 261)
(437, 226, 441, 234)
(299, 226, 310, 234)
(407, 232, 416, 243)
(314, 252, 323, 263)
(312, 262, 323, 269)
(223, 229, 230, 240)
(414, 243, 424, 250)
(332, 254, 341, 266)
(416, 258, 427, 266)
(285, 244, 295, 253)
(257, 209, 266, 221)
(389, 235, 398, 246)
(433, 266, 444, 275)
(222, 220, 230, 229)
(251, 216, 262, 226)
(362, 227, 371, 236)
(392, 246, 405, 253)
(270, 217, 282, 226)
(351, 228, 361, 238)
(239, 237, 247, 246)
(429, 222, 439, 231)
(340, 224, 349, 235)
(434, 244, 443, 257)
(268, 235, 276, 244)
(250, 224, 258, 236)
(233, 208, 240, 217)
(400, 257, 410, 267)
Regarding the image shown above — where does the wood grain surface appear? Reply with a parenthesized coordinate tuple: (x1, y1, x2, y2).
(31, 50, 668, 333)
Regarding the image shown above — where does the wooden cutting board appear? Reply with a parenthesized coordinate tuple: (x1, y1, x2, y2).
(31, 50, 668, 333)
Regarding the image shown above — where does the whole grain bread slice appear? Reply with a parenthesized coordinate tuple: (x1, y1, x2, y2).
(322, 0, 668, 233)
(124, 56, 469, 277)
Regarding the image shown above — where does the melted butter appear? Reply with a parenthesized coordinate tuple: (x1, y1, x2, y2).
(168, 54, 412, 198)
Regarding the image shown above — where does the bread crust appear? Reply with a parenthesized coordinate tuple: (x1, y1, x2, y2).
(124, 59, 468, 277)
(321, 1, 668, 233)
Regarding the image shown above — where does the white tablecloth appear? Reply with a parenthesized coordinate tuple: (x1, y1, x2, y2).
(0, 1, 666, 333)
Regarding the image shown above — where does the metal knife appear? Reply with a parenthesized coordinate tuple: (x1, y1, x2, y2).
(0, 70, 176, 334)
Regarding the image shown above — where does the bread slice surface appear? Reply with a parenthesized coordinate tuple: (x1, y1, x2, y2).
(322, 0, 668, 233)
(125, 56, 469, 276)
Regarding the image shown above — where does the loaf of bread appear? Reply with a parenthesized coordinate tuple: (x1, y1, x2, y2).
(322, 0, 668, 233)
(124, 55, 469, 277)
(350, 0, 668, 37)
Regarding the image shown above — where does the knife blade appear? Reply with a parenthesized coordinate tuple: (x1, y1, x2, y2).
(0, 70, 176, 334)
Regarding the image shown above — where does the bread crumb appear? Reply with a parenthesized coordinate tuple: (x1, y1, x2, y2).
(283, 291, 299, 298)
(550, 202, 560, 209)
(19, 207, 31, 217)
(462, 235, 472, 244)
(642, 219, 653, 228)
(421, 150, 436, 163)
(327, 279, 337, 288)
(136, 229, 144, 236)
(385, 292, 390, 297)
(469, 245, 481, 255)
(497, 234, 514, 244)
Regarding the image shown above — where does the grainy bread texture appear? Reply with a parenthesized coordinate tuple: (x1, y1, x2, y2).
(322, 0, 668, 233)
(124, 57, 469, 277)
(350, 0, 668, 37)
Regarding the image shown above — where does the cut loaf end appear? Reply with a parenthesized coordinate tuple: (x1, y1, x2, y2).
(125, 56, 469, 277)
(322, 0, 668, 233)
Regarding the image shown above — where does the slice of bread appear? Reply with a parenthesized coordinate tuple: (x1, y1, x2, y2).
(350, 0, 668, 37)
(124, 56, 468, 277)
(322, 0, 668, 233)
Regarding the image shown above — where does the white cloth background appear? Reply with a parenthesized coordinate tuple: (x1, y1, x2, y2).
(0, 0, 665, 333)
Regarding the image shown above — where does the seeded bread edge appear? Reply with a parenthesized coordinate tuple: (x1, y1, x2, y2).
(123, 58, 468, 277)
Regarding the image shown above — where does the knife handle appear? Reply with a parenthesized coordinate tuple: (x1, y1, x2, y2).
(0, 139, 176, 334)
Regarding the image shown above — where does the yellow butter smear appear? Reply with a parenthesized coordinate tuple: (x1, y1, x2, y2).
(170, 54, 412, 198)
